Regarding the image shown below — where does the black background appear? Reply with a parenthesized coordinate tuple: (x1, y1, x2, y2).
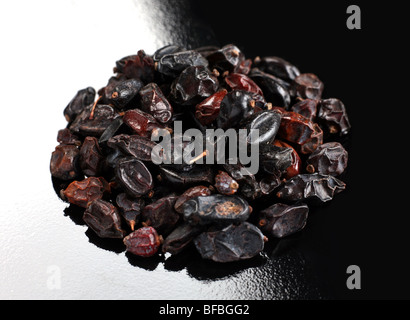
(190, 0, 406, 299)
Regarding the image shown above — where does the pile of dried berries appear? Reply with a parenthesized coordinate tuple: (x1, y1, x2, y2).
(50, 44, 350, 263)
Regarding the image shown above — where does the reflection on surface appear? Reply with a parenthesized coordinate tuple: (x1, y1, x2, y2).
(134, 0, 218, 50)
(1, 0, 337, 299)
(52, 178, 328, 299)
(51, 174, 329, 299)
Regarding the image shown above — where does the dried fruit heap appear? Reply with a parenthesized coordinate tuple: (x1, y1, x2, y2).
(51, 44, 350, 263)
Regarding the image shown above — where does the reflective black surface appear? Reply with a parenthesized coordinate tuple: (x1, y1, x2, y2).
(0, 0, 405, 300)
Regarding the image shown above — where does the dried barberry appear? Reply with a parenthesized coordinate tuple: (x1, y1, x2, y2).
(182, 195, 251, 226)
(83, 199, 126, 239)
(107, 134, 158, 162)
(317, 98, 351, 135)
(254, 56, 300, 83)
(123, 226, 162, 257)
(141, 195, 180, 235)
(123, 108, 163, 138)
(277, 110, 316, 145)
(249, 68, 291, 108)
(194, 222, 265, 263)
(56, 128, 81, 146)
(298, 123, 324, 155)
(116, 193, 144, 230)
(225, 73, 264, 97)
(259, 144, 293, 174)
(115, 157, 153, 198)
(157, 50, 209, 78)
(214, 171, 239, 195)
(258, 203, 309, 238)
(64, 87, 96, 123)
(207, 44, 245, 73)
(273, 140, 301, 179)
(139, 83, 173, 124)
(290, 99, 318, 121)
(69, 104, 119, 137)
(51, 43, 351, 264)
(171, 65, 219, 106)
(276, 173, 346, 203)
(306, 142, 348, 176)
(174, 186, 212, 213)
(159, 165, 214, 188)
(239, 110, 282, 145)
(63, 177, 110, 208)
(106, 78, 144, 109)
(216, 90, 258, 130)
(50, 144, 80, 181)
(292, 73, 324, 100)
(162, 223, 203, 255)
(195, 89, 227, 126)
(79, 137, 104, 177)
(152, 45, 185, 62)
(114, 50, 155, 83)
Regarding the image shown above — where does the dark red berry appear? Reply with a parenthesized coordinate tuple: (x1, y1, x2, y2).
(123, 227, 162, 257)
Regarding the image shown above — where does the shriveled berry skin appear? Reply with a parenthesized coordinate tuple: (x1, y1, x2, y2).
(254, 56, 300, 83)
(123, 227, 161, 257)
(306, 142, 348, 176)
(317, 98, 351, 136)
(64, 87, 96, 123)
(277, 111, 316, 145)
(63, 177, 110, 208)
(139, 83, 173, 124)
(114, 50, 155, 83)
(157, 50, 209, 78)
(225, 73, 264, 97)
(174, 186, 212, 213)
(258, 203, 309, 238)
(290, 99, 318, 121)
(216, 90, 257, 130)
(206, 44, 245, 73)
(276, 173, 346, 203)
(123, 108, 163, 138)
(298, 123, 323, 155)
(107, 134, 158, 162)
(259, 144, 294, 174)
(106, 78, 144, 109)
(162, 223, 203, 255)
(152, 45, 185, 62)
(249, 68, 291, 108)
(292, 73, 324, 100)
(273, 140, 301, 179)
(171, 65, 219, 106)
(159, 165, 214, 188)
(194, 222, 265, 263)
(83, 199, 126, 239)
(214, 171, 239, 195)
(116, 193, 144, 231)
(141, 195, 180, 235)
(115, 157, 153, 198)
(50, 144, 80, 180)
(195, 89, 227, 126)
(69, 104, 119, 138)
(182, 195, 250, 226)
(79, 137, 104, 177)
(57, 128, 81, 146)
